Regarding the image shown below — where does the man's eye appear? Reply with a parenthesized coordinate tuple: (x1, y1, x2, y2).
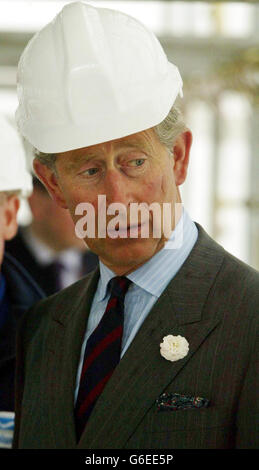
(129, 158, 145, 167)
(85, 168, 99, 176)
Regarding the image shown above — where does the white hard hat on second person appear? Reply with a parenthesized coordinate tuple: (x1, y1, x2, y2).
(0, 115, 32, 197)
(16, 1, 183, 154)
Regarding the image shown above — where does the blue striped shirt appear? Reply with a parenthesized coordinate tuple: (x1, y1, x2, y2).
(74, 208, 198, 401)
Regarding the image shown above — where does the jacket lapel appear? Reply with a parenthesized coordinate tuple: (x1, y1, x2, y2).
(44, 268, 100, 448)
(78, 225, 225, 449)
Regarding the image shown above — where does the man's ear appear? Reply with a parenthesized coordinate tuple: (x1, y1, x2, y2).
(3, 196, 20, 241)
(33, 159, 68, 209)
(172, 130, 192, 186)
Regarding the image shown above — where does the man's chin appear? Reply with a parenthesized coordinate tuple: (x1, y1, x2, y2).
(96, 237, 163, 273)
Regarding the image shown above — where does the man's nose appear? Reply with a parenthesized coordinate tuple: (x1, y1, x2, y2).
(104, 168, 131, 206)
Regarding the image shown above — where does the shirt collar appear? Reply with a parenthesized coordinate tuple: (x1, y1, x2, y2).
(97, 208, 198, 301)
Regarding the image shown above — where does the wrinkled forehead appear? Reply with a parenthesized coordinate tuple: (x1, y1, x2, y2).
(56, 128, 159, 164)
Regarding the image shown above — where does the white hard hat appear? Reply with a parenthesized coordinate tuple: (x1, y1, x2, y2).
(0, 115, 32, 197)
(16, 1, 183, 154)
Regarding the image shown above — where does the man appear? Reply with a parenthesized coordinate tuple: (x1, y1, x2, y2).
(6, 176, 98, 295)
(0, 115, 44, 447)
(13, 2, 258, 449)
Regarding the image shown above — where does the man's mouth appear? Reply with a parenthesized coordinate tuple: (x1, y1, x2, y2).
(107, 221, 149, 238)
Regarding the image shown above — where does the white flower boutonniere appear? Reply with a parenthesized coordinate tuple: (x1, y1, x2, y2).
(160, 335, 189, 362)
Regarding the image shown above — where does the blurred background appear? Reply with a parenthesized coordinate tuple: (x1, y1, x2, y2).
(0, 0, 258, 273)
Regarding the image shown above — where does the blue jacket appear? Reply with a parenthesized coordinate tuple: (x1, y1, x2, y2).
(0, 252, 44, 411)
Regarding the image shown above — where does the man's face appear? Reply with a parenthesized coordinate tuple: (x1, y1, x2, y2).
(28, 186, 87, 252)
(0, 195, 19, 268)
(35, 128, 191, 275)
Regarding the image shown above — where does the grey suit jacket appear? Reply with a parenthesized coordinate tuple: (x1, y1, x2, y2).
(13, 224, 259, 448)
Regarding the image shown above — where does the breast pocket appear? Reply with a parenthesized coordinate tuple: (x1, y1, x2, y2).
(148, 403, 232, 433)
(126, 404, 235, 449)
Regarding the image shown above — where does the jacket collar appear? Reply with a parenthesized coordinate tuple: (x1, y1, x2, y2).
(0, 254, 44, 370)
(2, 253, 44, 316)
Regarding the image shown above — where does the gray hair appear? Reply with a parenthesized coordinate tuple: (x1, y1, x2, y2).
(34, 149, 57, 170)
(154, 106, 187, 153)
(34, 105, 186, 169)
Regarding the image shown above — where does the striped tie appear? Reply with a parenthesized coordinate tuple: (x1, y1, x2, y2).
(74, 276, 131, 440)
